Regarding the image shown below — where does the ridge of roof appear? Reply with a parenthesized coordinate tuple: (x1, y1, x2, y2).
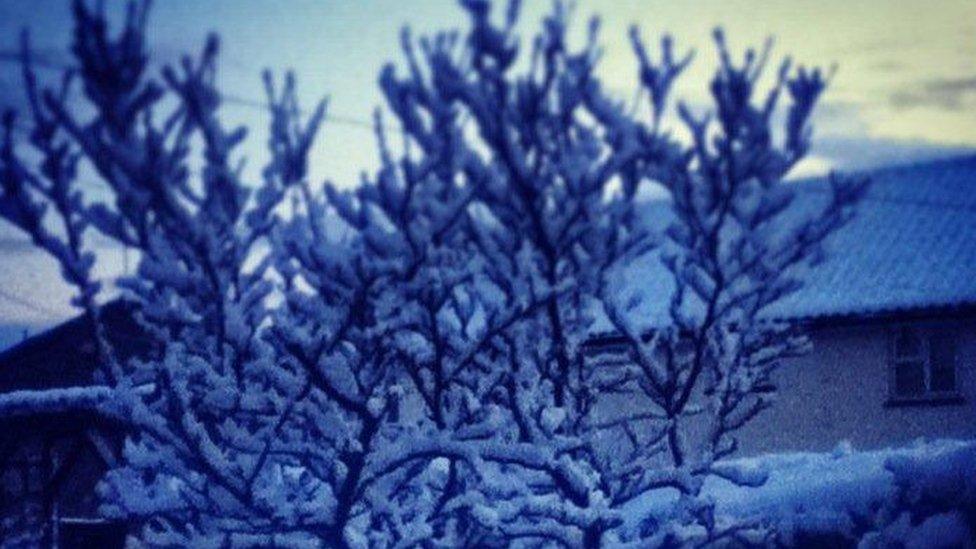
(591, 154, 976, 333)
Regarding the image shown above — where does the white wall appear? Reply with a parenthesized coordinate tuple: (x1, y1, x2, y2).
(736, 317, 976, 455)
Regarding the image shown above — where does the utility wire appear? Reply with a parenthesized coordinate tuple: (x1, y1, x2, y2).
(220, 93, 384, 131)
(0, 52, 399, 133)
(0, 286, 64, 318)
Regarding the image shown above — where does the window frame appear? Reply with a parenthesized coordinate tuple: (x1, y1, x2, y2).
(886, 323, 963, 406)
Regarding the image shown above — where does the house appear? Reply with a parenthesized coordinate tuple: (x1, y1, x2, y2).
(586, 155, 976, 455)
(735, 156, 976, 454)
(0, 301, 145, 548)
(0, 156, 974, 542)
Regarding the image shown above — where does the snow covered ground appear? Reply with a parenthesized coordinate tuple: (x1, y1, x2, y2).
(623, 438, 976, 546)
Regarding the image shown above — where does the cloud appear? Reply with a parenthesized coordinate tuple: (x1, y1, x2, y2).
(890, 76, 976, 111)
(866, 60, 907, 74)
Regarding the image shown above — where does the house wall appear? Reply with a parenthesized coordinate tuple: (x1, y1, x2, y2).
(735, 317, 976, 455)
(0, 414, 123, 546)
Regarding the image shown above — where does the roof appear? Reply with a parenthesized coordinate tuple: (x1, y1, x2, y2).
(590, 155, 976, 334)
(0, 300, 146, 392)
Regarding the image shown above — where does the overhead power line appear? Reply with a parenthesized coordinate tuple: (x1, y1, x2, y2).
(0, 286, 64, 318)
(219, 93, 382, 131)
(0, 52, 399, 133)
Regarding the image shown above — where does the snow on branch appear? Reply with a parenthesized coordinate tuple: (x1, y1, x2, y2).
(0, 386, 116, 419)
(0, 0, 870, 546)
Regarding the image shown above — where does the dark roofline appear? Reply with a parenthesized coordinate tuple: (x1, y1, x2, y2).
(0, 300, 136, 368)
(0, 314, 86, 366)
(0, 300, 136, 366)
(792, 301, 976, 330)
(0, 300, 149, 394)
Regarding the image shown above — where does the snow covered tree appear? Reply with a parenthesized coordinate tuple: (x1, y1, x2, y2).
(0, 0, 866, 547)
(0, 1, 491, 546)
(594, 28, 870, 545)
(376, 0, 867, 545)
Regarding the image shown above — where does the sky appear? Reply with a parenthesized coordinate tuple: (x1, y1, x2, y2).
(0, 0, 974, 342)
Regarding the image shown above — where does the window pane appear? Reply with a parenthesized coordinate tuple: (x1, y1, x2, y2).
(930, 333, 957, 392)
(894, 328, 923, 358)
(894, 360, 925, 397)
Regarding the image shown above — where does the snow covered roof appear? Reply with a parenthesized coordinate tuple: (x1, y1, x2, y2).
(591, 155, 976, 334)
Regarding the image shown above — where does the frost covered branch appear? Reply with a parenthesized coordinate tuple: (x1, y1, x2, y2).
(0, 0, 867, 546)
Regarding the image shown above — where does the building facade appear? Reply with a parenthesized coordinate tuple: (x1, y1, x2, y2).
(586, 155, 976, 455)
(738, 312, 976, 454)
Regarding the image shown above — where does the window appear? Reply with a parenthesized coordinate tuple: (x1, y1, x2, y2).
(582, 340, 633, 368)
(889, 326, 960, 403)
